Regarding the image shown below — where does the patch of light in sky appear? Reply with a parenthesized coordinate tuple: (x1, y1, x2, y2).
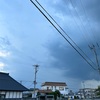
(0, 51, 10, 57)
(0, 62, 5, 71)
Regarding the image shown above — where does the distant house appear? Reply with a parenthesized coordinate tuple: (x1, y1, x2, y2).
(41, 82, 68, 96)
(38, 89, 52, 95)
(0, 72, 28, 99)
(23, 88, 39, 98)
(68, 90, 74, 98)
(76, 88, 96, 99)
(37, 89, 54, 100)
(23, 88, 52, 98)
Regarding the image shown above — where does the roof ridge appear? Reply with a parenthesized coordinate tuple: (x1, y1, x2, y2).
(45, 82, 66, 83)
(0, 72, 28, 91)
(0, 72, 9, 75)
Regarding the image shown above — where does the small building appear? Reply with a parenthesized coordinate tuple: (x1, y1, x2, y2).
(37, 90, 54, 100)
(41, 82, 68, 96)
(38, 89, 52, 95)
(23, 88, 39, 98)
(76, 88, 96, 99)
(68, 90, 74, 98)
(0, 72, 28, 99)
(23, 88, 53, 99)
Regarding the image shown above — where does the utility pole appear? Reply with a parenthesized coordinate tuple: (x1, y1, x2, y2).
(82, 81, 85, 99)
(20, 80, 22, 84)
(89, 44, 100, 73)
(33, 64, 39, 98)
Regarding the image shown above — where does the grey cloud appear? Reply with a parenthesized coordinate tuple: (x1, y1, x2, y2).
(40, 0, 100, 80)
(46, 38, 99, 80)
(40, 0, 100, 81)
(81, 0, 100, 21)
(49, 0, 100, 22)
(67, 0, 100, 23)
(0, 37, 11, 48)
(45, 0, 71, 17)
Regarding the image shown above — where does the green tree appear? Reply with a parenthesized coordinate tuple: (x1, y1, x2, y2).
(37, 92, 40, 96)
(95, 86, 100, 96)
(55, 90, 61, 98)
(49, 90, 61, 100)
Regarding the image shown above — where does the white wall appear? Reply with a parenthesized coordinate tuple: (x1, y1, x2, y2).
(41, 86, 68, 95)
(0, 91, 23, 98)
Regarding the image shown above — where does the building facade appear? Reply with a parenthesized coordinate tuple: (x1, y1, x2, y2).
(41, 82, 68, 96)
(76, 88, 96, 99)
(0, 72, 28, 99)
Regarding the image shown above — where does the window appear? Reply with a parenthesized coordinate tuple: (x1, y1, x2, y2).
(0, 94, 5, 98)
(47, 87, 49, 90)
(55, 86, 56, 90)
(51, 86, 53, 90)
(59, 87, 64, 90)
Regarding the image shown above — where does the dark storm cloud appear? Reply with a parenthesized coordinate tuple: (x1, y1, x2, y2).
(0, 0, 100, 89)
(45, 0, 100, 42)
(49, 0, 100, 23)
(45, 0, 71, 17)
(80, 0, 100, 21)
(46, 39, 99, 80)
(41, 0, 100, 81)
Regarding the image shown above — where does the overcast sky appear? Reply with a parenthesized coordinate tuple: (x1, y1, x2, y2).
(0, 0, 100, 91)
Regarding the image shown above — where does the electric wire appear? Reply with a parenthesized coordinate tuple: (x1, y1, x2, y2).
(30, 0, 97, 70)
(66, 0, 90, 46)
(69, 0, 93, 44)
(32, 0, 97, 68)
(65, 0, 96, 65)
(80, 0, 98, 44)
(69, 0, 100, 71)
(80, 0, 100, 70)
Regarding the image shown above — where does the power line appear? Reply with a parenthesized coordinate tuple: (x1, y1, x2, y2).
(66, 0, 91, 46)
(69, 0, 93, 44)
(80, 0, 98, 44)
(64, 0, 96, 67)
(33, 64, 39, 97)
(79, 0, 100, 68)
(30, 0, 97, 70)
(36, 0, 97, 68)
(89, 44, 100, 73)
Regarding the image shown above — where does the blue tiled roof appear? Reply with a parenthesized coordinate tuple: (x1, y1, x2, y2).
(0, 72, 28, 91)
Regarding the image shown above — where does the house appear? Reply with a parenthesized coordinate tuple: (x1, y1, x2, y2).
(68, 90, 74, 98)
(23, 88, 53, 99)
(76, 88, 96, 99)
(38, 89, 52, 95)
(23, 88, 39, 98)
(37, 89, 54, 100)
(41, 82, 68, 96)
(0, 72, 28, 99)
